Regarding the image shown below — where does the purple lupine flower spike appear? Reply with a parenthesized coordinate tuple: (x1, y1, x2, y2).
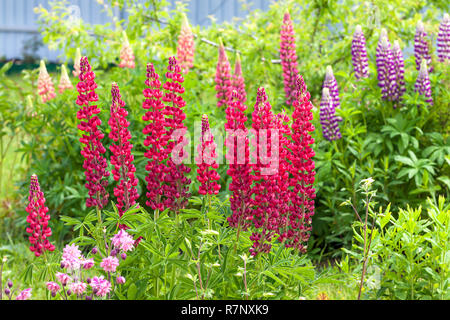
(319, 87, 342, 141)
(351, 25, 369, 79)
(392, 40, 406, 104)
(437, 13, 450, 63)
(376, 31, 398, 101)
(414, 21, 433, 73)
(323, 65, 340, 109)
(415, 59, 433, 106)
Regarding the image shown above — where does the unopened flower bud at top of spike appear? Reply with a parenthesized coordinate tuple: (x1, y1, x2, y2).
(232, 52, 246, 104)
(322, 65, 340, 109)
(415, 59, 433, 105)
(215, 37, 232, 108)
(351, 25, 369, 79)
(37, 60, 56, 103)
(73, 48, 82, 78)
(119, 31, 135, 69)
(177, 13, 195, 74)
(58, 65, 73, 94)
(414, 20, 433, 73)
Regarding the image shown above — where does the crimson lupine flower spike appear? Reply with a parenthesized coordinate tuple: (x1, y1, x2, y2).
(351, 25, 369, 79)
(108, 83, 139, 220)
(25, 174, 55, 257)
(177, 14, 195, 74)
(415, 60, 433, 106)
(249, 87, 280, 256)
(280, 11, 299, 105)
(285, 75, 316, 252)
(195, 115, 221, 195)
(37, 60, 56, 103)
(142, 63, 168, 211)
(437, 13, 450, 63)
(322, 66, 340, 109)
(215, 38, 233, 108)
(225, 90, 252, 231)
(161, 56, 192, 213)
(414, 21, 433, 73)
(76, 56, 110, 209)
(392, 40, 406, 104)
(232, 53, 247, 104)
(319, 88, 342, 141)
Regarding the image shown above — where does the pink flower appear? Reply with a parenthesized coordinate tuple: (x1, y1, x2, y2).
(215, 39, 233, 108)
(61, 243, 82, 270)
(37, 60, 56, 103)
(16, 288, 32, 300)
(280, 11, 299, 105)
(100, 256, 120, 273)
(82, 258, 95, 270)
(90, 276, 111, 297)
(58, 65, 73, 93)
(25, 174, 55, 257)
(73, 48, 81, 78)
(177, 14, 195, 74)
(118, 32, 135, 69)
(195, 114, 221, 195)
(70, 282, 87, 295)
(111, 229, 135, 253)
(56, 272, 72, 286)
(116, 276, 126, 285)
(76, 56, 110, 209)
(46, 282, 60, 293)
(109, 83, 139, 221)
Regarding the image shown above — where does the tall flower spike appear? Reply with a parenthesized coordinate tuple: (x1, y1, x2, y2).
(376, 32, 398, 102)
(280, 10, 299, 105)
(351, 25, 369, 79)
(437, 13, 450, 63)
(108, 83, 139, 221)
(415, 60, 433, 106)
(142, 63, 167, 211)
(319, 87, 342, 141)
(177, 14, 195, 74)
(119, 32, 135, 69)
(25, 174, 55, 257)
(58, 65, 73, 93)
(215, 38, 233, 108)
(73, 48, 82, 78)
(392, 40, 406, 103)
(225, 90, 252, 230)
(414, 21, 433, 73)
(195, 114, 221, 195)
(37, 60, 56, 103)
(161, 56, 191, 213)
(76, 56, 110, 209)
(322, 66, 340, 109)
(285, 75, 316, 252)
(232, 53, 247, 104)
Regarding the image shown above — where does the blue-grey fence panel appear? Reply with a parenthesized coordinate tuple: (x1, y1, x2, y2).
(0, 0, 272, 61)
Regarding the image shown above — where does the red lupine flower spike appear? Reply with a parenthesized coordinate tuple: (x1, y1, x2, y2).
(215, 38, 233, 108)
(25, 174, 55, 257)
(232, 53, 246, 104)
(108, 83, 139, 223)
(280, 11, 299, 105)
(76, 56, 110, 209)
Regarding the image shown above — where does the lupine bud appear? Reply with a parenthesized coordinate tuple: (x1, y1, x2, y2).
(7, 280, 13, 288)
(177, 13, 195, 74)
(319, 88, 342, 141)
(73, 48, 82, 77)
(108, 83, 139, 222)
(414, 21, 433, 73)
(118, 32, 135, 69)
(215, 38, 233, 108)
(415, 60, 433, 105)
(66, 289, 72, 296)
(86, 295, 92, 300)
(58, 65, 73, 93)
(37, 60, 56, 103)
(5, 288, 10, 295)
(280, 11, 299, 105)
(437, 13, 450, 62)
(351, 25, 369, 79)
(121, 253, 127, 260)
(91, 247, 98, 254)
(322, 66, 340, 109)
(231, 53, 247, 104)
(76, 57, 110, 209)
(195, 114, 221, 195)
(116, 276, 126, 285)
(25, 174, 55, 257)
